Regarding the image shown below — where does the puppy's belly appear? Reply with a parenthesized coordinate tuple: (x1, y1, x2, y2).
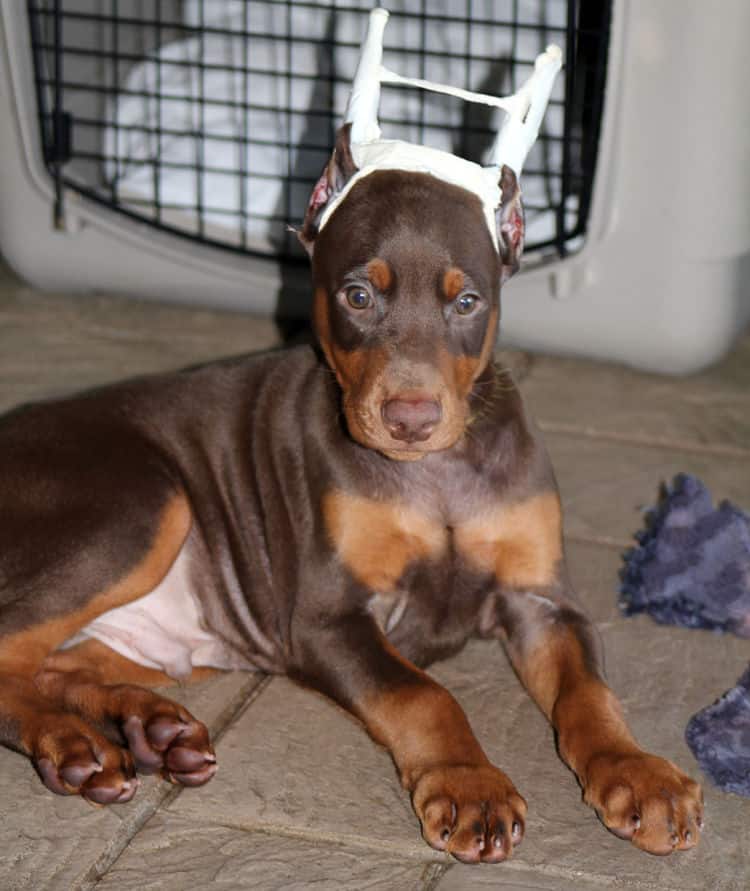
(60, 540, 262, 681)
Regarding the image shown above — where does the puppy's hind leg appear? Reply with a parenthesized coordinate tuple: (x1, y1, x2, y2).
(36, 640, 218, 789)
(0, 491, 205, 803)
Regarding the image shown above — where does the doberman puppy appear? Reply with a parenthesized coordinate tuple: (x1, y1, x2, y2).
(0, 127, 703, 863)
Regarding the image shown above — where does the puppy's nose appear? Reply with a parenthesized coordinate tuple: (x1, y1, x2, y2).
(382, 398, 442, 443)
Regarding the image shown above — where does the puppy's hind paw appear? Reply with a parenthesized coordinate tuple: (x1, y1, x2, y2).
(123, 708, 216, 787)
(33, 715, 139, 805)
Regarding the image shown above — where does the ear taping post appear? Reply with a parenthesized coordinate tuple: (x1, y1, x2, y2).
(317, 7, 562, 253)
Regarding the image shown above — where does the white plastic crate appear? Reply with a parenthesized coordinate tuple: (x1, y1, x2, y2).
(1, 0, 748, 373)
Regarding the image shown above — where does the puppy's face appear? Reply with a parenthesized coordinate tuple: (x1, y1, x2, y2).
(310, 170, 502, 460)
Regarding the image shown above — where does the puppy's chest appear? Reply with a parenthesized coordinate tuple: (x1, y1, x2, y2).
(323, 484, 561, 647)
(323, 488, 498, 636)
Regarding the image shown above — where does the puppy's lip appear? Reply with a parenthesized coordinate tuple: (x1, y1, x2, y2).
(362, 429, 462, 458)
(381, 447, 429, 462)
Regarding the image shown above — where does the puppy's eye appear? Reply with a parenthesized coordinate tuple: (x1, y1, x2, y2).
(344, 286, 372, 310)
(454, 292, 480, 315)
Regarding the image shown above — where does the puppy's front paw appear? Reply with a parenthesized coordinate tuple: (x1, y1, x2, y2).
(582, 751, 703, 854)
(411, 764, 527, 863)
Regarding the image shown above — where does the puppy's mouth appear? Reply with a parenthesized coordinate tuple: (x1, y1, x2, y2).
(343, 392, 466, 460)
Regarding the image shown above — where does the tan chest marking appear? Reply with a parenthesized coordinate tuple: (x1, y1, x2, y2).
(454, 491, 562, 589)
(323, 490, 447, 591)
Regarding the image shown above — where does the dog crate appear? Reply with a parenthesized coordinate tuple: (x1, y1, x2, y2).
(1, 1, 749, 372)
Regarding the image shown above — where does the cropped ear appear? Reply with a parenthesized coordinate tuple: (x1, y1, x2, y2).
(297, 123, 359, 256)
(495, 165, 525, 284)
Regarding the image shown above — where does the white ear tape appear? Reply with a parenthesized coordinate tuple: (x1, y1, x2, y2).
(319, 7, 562, 252)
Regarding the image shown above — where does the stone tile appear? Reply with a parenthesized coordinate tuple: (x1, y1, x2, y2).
(166, 675, 437, 861)
(547, 434, 750, 545)
(161, 622, 750, 891)
(0, 279, 282, 412)
(436, 864, 611, 890)
(96, 814, 435, 891)
(596, 614, 750, 887)
(430, 627, 750, 891)
(563, 539, 624, 625)
(0, 671, 263, 891)
(519, 332, 750, 452)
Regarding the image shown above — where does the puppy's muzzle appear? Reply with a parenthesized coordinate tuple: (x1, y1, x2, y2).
(381, 397, 442, 444)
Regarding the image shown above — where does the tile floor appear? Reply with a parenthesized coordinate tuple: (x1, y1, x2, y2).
(0, 260, 748, 890)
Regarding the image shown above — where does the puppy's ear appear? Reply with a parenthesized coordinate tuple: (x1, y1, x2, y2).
(297, 123, 359, 256)
(495, 165, 525, 284)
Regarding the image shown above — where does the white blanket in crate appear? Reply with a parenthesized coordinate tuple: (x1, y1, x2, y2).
(106, 0, 566, 254)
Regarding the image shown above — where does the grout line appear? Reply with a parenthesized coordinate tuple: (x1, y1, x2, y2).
(73, 673, 272, 891)
(419, 862, 450, 891)
(208, 672, 275, 735)
(538, 421, 750, 459)
(200, 817, 448, 864)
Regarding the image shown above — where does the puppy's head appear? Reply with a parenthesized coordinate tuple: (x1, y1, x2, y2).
(298, 126, 525, 460)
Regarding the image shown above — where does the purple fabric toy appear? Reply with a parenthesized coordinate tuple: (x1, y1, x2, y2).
(685, 666, 750, 798)
(620, 474, 750, 797)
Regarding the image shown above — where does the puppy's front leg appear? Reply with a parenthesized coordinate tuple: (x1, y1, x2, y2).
(458, 481, 703, 855)
(290, 609, 526, 863)
(496, 587, 704, 854)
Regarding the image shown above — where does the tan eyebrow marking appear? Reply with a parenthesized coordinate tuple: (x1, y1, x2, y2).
(367, 258, 393, 293)
(442, 267, 465, 301)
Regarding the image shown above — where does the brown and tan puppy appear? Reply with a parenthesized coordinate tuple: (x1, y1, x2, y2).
(0, 127, 702, 863)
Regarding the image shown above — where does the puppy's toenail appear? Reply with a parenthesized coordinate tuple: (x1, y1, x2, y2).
(440, 828, 451, 842)
(493, 836, 503, 849)
(511, 820, 521, 840)
(631, 814, 641, 829)
(670, 833, 679, 846)
(684, 830, 691, 842)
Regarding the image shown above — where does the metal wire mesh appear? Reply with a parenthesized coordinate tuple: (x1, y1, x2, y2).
(27, 0, 611, 263)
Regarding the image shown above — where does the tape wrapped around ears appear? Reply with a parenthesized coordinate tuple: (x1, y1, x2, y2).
(299, 8, 561, 263)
